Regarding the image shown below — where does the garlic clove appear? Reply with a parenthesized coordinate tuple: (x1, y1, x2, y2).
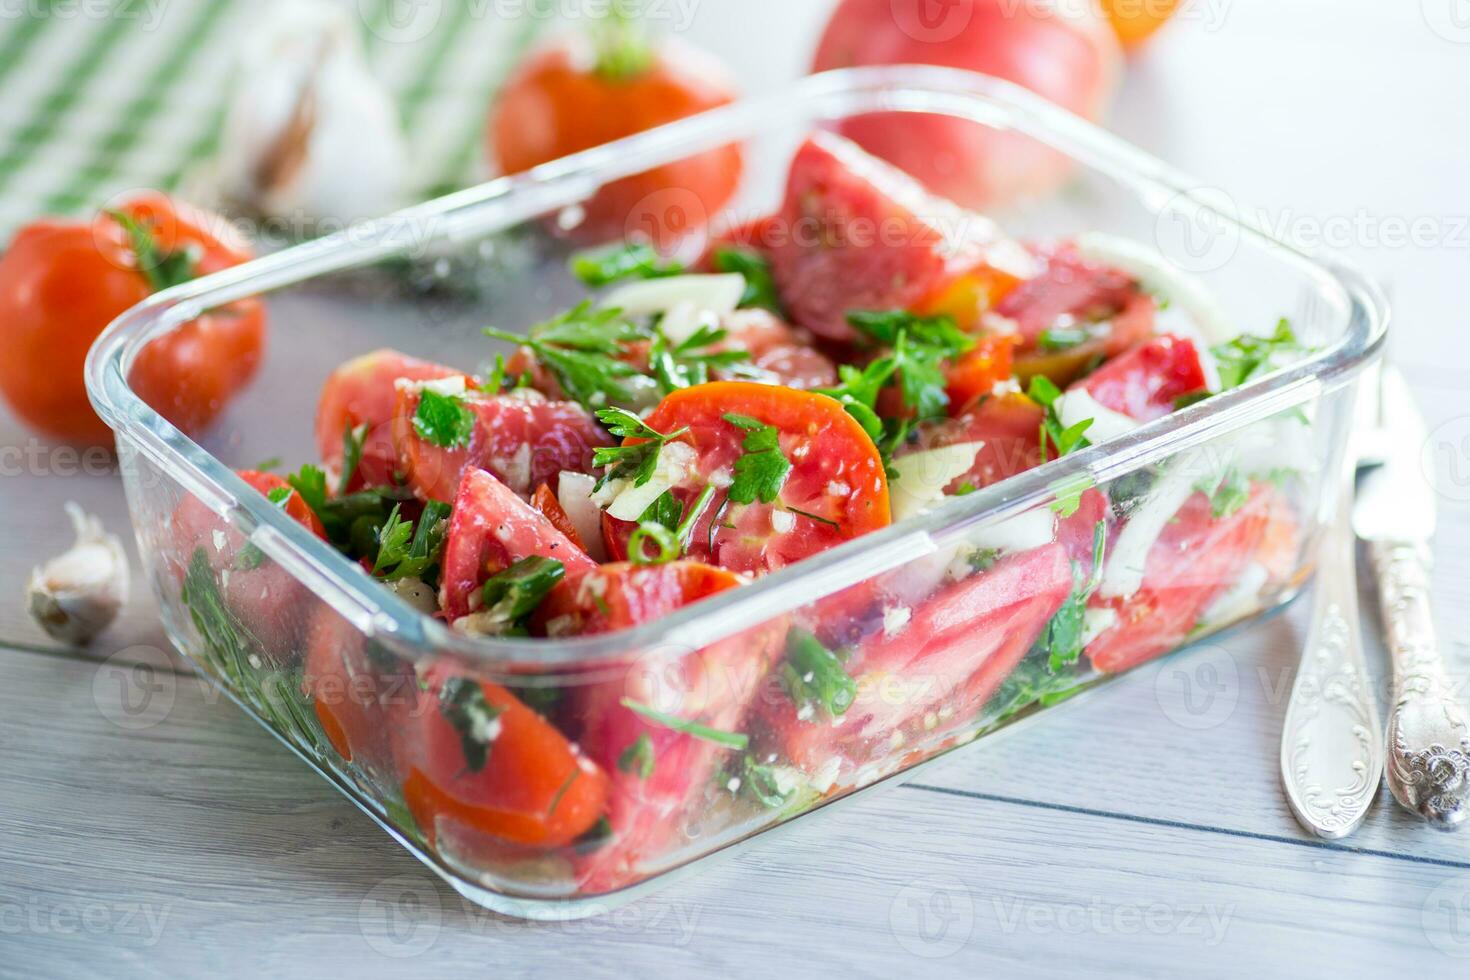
(27, 503, 131, 646)
(217, 0, 406, 227)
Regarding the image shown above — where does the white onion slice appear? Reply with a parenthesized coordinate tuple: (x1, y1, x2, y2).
(888, 442, 986, 522)
(557, 471, 608, 563)
(1099, 460, 1201, 600)
(602, 274, 745, 320)
(1056, 389, 1141, 443)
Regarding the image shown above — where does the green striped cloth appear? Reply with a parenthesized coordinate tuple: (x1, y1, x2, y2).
(0, 0, 549, 237)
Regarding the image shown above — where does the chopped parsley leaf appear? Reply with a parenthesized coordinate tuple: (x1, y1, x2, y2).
(617, 732, 656, 779)
(619, 697, 749, 749)
(1197, 467, 1251, 519)
(591, 408, 690, 492)
(722, 413, 792, 505)
(711, 247, 782, 313)
(570, 242, 684, 287)
(1035, 520, 1107, 675)
(1037, 326, 1089, 351)
(338, 423, 369, 494)
(1028, 375, 1093, 462)
(413, 388, 475, 448)
(478, 556, 566, 633)
(1211, 318, 1303, 391)
(373, 500, 451, 582)
(485, 302, 647, 408)
(648, 324, 751, 394)
(848, 310, 974, 421)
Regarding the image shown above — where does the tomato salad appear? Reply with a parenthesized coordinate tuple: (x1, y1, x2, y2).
(176, 131, 1309, 893)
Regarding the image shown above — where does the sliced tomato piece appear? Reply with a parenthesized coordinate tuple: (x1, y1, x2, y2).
(394, 661, 608, 849)
(392, 385, 611, 504)
(237, 470, 325, 538)
(1075, 334, 1208, 422)
(315, 349, 467, 491)
(718, 309, 837, 390)
(758, 543, 1072, 778)
(531, 561, 787, 892)
(302, 606, 417, 772)
(439, 468, 596, 622)
(905, 390, 1046, 492)
(1086, 483, 1272, 673)
(169, 469, 328, 657)
(999, 245, 1157, 386)
(604, 382, 890, 576)
(530, 483, 586, 551)
(944, 333, 1016, 413)
(768, 132, 1019, 341)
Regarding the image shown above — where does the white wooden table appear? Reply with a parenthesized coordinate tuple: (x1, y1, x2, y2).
(3, 1, 1469, 975)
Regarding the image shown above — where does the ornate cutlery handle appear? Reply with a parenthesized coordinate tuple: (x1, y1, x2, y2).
(1371, 539, 1470, 830)
(1280, 508, 1383, 839)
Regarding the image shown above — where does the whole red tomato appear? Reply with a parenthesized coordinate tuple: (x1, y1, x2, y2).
(0, 192, 265, 445)
(490, 25, 742, 248)
(812, 0, 1122, 210)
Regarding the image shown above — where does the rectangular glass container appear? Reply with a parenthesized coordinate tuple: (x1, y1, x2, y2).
(86, 66, 1386, 918)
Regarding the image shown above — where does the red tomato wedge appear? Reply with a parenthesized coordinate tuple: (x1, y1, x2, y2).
(1086, 483, 1273, 673)
(944, 333, 1016, 414)
(238, 470, 324, 538)
(998, 245, 1157, 386)
(395, 661, 608, 849)
(718, 310, 838, 391)
(1073, 334, 1209, 422)
(605, 382, 890, 575)
(767, 132, 1020, 342)
(168, 470, 327, 656)
(391, 385, 611, 504)
(905, 390, 1047, 492)
(302, 607, 417, 770)
(759, 543, 1072, 777)
(530, 483, 586, 551)
(439, 468, 596, 622)
(532, 561, 787, 892)
(315, 349, 467, 492)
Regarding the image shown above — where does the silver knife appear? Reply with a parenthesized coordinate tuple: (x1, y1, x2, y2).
(1354, 367, 1470, 829)
(1280, 378, 1384, 839)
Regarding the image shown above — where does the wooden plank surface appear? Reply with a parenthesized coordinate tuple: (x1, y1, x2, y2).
(2, 0, 1469, 976)
(0, 648, 1461, 979)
